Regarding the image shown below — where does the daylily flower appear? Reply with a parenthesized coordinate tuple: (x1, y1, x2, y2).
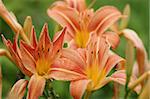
(47, 0, 121, 48)
(1, 24, 73, 99)
(51, 36, 138, 99)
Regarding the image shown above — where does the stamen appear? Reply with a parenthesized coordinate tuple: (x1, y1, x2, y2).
(57, 49, 60, 53)
(97, 51, 99, 54)
(42, 45, 44, 51)
(38, 52, 40, 57)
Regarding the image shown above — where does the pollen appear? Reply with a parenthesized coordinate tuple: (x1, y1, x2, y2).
(36, 58, 51, 76)
(74, 31, 89, 48)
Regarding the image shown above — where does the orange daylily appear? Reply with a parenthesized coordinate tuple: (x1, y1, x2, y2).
(1, 24, 82, 99)
(47, 0, 121, 48)
(51, 36, 133, 99)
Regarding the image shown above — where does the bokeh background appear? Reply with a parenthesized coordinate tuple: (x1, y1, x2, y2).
(0, 0, 149, 99)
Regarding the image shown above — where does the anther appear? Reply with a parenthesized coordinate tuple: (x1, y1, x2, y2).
(57, 50, 60, 53)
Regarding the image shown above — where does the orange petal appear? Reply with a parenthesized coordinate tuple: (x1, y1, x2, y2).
(132, 62, 139, 77)
(70, 79, 90, 99)
(68, 39, 78, 49)
(77, 48, 87, 62)
(36, 23, 53, 59)
(88, 6, 121, 35)
(97, 37, 110, 70)
(51, 1, 67, 7)
(110, 70, 126, 85)
(12, 33, 19, 52)
(122, 29, 148, 75)
(94, 70, 125, 91)
(20, 43, 36, 74)
(104, 53, 125, 76)
(53, 27, 66, 54)
(27, 75, 46, 99)
(110, 70, 141, 94)
(65, 0, 87, 12)
(20, 41, 35, 58)
(49, 67, 86, 81)
(102, 31, 120, 49)
(85, 32, 97, 66)
(38, 23, 52, 50)
(52, 57, 85, 75)
(2, 35, 32, 76)
(8, 79, 28, 99)
(61, 48, 85, 68)
(2, 33, 22, 58)
(30, 27, 38, 48)
(53, 30, 73, 43)
(47, 5, 80, 36)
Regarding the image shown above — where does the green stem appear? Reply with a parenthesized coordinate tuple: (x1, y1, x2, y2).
(124, 90, 129, 99)
(43, 79, 59, 99)
(84, 91, 91, 99)
(124, 75, 130, 99)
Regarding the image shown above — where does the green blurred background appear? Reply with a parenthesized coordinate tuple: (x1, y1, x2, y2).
(0, 0, 149, 99)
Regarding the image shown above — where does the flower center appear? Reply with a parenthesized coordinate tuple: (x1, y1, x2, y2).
(85, 64, 105, 91)
(74, 31, 89, 48)
(36, 58, 51, 76)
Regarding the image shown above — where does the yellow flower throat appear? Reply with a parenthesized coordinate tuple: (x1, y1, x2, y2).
(85, 63, 105, 91)
(36, 58, 51, 76)
(75, 31, 89, 48)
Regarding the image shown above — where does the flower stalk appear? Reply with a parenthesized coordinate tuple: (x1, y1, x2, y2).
(124, 40, 135, 99)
